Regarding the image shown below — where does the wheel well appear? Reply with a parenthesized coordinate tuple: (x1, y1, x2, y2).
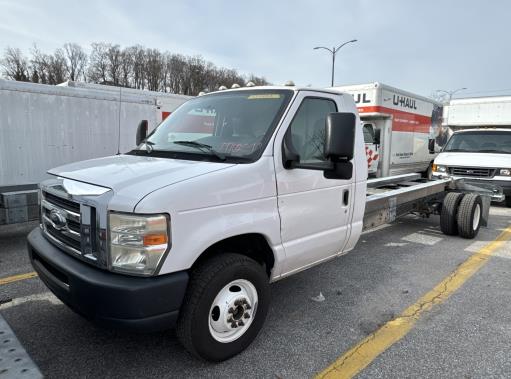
(193, 234, 275, 277)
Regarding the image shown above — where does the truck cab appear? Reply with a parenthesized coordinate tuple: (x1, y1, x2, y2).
(432, 128, 511, 206)
(27, 86, 367, 361)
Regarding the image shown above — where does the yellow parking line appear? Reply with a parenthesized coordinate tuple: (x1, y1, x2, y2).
(316, 225, 511, 379)
(0, 272, 38, 286)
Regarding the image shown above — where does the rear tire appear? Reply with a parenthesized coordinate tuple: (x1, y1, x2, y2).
(457, 194, 482, 239)
(440, 192, 464, 236)
(505, 196, 511, 208)
(176, 253, 270, 362)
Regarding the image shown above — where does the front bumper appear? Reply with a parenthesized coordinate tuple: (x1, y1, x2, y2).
(432, 174, 510, 200)
(27, 228, 188, 332)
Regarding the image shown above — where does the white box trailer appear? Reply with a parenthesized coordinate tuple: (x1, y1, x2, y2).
(444, 96, 511, 128)
(333, 82, 447, 177)
(0, 80, 190, 224)
(0, 80, 191, 187)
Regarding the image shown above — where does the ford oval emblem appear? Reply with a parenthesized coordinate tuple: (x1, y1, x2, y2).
(49, 209, 67, 230)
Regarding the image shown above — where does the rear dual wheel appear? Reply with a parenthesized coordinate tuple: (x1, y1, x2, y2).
(440, 192, 482, 239)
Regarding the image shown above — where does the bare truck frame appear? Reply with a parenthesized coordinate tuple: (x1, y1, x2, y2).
(364, 173, 499, 236)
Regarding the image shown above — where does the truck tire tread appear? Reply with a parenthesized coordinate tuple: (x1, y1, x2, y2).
(440, 192, 464, 236)
(457, 194, 482, 239)
(176, 253, 269, 361)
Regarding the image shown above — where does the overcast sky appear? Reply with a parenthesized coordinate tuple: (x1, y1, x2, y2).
(1, 0, 509, 98)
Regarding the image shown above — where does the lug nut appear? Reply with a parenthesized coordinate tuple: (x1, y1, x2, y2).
(227, 317, 233, 323)
(228, 307, 234, 314)
(245, 304, 251, 310)
(243, 312, 250, 319)
(231, 323, 237, 328)
(238, 320, 244, 326)
(234, 300, 241, 306)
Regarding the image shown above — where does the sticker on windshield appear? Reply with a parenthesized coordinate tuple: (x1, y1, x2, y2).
(247, 94, 281, 99)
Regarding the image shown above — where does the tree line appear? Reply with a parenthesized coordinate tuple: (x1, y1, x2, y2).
(0, 43, 269, 96)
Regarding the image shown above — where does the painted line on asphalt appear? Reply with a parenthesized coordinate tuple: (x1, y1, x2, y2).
(316, 225, 511, 379)
(0, 272, 38, 286)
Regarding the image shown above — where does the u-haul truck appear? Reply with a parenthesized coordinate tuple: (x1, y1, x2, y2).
(333, 82, 447, 177)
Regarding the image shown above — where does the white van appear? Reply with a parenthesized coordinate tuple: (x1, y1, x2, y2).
(432, 128, 511, 206)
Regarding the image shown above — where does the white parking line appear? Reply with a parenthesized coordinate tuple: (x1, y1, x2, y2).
(401, 232, 443, 246)
(0, 292, 61, 310)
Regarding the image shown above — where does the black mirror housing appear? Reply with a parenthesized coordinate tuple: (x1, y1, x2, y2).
(374, 128, 381, 145)
(136, 120, 148, 146)
(428, 139, 435, 154)
(325, 113, 356, 161)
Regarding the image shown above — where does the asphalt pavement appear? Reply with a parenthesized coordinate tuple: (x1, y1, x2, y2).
(1, 205, 510, 378)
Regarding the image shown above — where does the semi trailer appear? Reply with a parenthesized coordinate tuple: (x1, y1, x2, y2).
(27, 85, 493, 361)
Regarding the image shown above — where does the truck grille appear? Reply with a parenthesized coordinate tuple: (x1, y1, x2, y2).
(449, 167, 495, 178)
(41, 191, 99, 263)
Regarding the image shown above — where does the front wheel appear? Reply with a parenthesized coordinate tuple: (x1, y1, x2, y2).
(176, 253, 270, 361)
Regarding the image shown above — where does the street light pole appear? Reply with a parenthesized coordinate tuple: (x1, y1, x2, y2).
(436, 87, 467, 102)
(314, 39, 357, 86)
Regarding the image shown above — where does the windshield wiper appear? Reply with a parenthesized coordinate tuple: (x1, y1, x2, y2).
(477, 149, 511, 154)
(144, 140, 155, 153)
(173, 140, 226, 161)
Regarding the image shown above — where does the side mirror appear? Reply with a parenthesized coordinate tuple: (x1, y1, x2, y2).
(136, 120, 148, 146)
(428, 139, 435, 154)
(325, 112, 356, 161)
(374, 128, 381, 146)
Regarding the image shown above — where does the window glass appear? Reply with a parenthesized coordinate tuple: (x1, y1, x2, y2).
(443, 131, 511, 154)
(289, 98, 337, 163)
(140, 90, 292, 162)
(363, 124, 375, 143)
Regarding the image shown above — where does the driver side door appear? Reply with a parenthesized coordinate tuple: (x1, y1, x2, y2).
(274, 92, 354, 276)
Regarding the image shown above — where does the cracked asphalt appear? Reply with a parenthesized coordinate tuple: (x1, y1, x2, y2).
(1, 204, 510, 378)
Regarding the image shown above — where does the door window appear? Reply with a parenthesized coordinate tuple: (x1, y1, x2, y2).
(288, 98, 337, 163)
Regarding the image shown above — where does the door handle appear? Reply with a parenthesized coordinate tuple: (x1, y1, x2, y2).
(343, 190, 349, 206)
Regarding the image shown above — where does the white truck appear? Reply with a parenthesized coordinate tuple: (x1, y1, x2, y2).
(333, 83, 446, 177)
(433, 128, 511, 207)
(28, 85, 491, 361)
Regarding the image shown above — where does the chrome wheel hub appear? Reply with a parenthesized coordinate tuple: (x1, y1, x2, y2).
(208, 279, 258, 343)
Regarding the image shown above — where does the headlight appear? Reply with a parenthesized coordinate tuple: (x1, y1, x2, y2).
(432, 164, 447, 173)
(499, 169, 511, 176)
(109, 213, 170, 276)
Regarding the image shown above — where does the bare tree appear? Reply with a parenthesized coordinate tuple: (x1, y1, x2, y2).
(145, 48, 164, 91)
(2, 41, 271, 95)
(0, 47, 29, 81)
(63, 43, 87, 81)
(106, 44, 122, 85)
(119, 47, 134, 87)
(88, 42, 109, 84)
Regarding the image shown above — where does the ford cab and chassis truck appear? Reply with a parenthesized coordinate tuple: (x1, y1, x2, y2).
(27, 86, 492, 361)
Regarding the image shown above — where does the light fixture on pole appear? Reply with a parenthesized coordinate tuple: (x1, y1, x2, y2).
(314, 39, 357, 86)
(436, 87, 467, 102)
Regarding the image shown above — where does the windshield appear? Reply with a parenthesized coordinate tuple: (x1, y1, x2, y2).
(443, 131, 511, 154)
(132, 89, 293, 162)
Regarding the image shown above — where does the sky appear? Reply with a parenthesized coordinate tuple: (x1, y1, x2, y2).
(0, 0, 510, 99)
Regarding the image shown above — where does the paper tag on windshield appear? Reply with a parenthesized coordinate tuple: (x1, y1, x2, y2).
(247, 94, 281, 99)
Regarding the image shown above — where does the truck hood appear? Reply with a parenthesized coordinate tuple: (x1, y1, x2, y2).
(435, 152, 511, 167)
(49, 154, 235, 199)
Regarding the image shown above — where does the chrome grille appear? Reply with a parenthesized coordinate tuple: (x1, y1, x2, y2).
(41, 192, 82, 256)
(450, 167, 495, 178)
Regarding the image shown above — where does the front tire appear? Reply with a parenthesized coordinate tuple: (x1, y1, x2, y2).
(176, 253, 270, 361)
